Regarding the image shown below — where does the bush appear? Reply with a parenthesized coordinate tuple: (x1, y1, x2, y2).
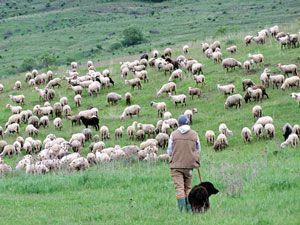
(121, 27, 145, 47)
(40, 53, 57, 68)
(20, 58, 37, 72)
(109, 42, 122, 51)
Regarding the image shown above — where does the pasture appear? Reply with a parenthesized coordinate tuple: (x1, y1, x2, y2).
(0, 1, 300, 225)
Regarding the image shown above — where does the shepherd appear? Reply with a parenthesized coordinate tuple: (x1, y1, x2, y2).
(167, 114, 201, 212)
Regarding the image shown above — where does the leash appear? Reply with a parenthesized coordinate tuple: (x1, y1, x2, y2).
(196, 167, 202, 183)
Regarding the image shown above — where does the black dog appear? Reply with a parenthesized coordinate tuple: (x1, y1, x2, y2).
(188, 181, 219, 213)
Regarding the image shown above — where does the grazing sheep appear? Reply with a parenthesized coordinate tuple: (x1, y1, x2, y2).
(107, 92, 122, 105)
(252, 105, 262, 120)
(270, 74, 285, 89)
(9, 95, 25, 104)
(213, 134, 228, 151)
(277, 64, 298, 76)
(193, 74, 205, 85)
(212, 51, 222, 63)
(150, 101, 167, 117)
(152, 50, 159, 58)
(63, 105, 72, 117)
(245, 87, 263, 103)
(125, 78, 142, 90)
(224, 94, 243, 109)
(46, 78, 61, 89)
(70, 85, 83, 95)
(219, 123, 233, 137)
(191, 63, 203, 75)
(120, 105, 141, 120)
(60, 97, 68, 107)
(88, 81, 101, 96)
(80, 116, 99, 131)
(74, 94, 82, 107)
(168, 69, 183, 82)
(184, 108, 197, 124)
(252, 124, 264, 139)
(255, 116, 273, 127)
(243, 60, 253, 72)
(162, 63, 174, 75)
(6, 104, 22, 114)
(253, 34, 266, 45)
(281, 76, 300, 90)
(264, 123, 275, 139)
(260, 68, 271, 87)
(280, 133, 299, 148)
(127, 122, 138, 140)
(201, 42, 210, 52)
(242, 79, 255, 91)
(155, 133, 169, 148)
(249, 54, 264, 66)
(156, 82, 176, 97)
(283, 123, 293, 141)
(217, 84, 235, 96)
(53, 117, 63, 130)
(292, 124, 300, 137)
(70, 140, 82, 153)
(210, 41, 221, 51)
(39, 116, 49, 128)
(168, 93, 186, 107)
(188, 87, 201, 99)
(226, 45, 237, 54)
(269, 25, 279, 36)
(164, 48, 172, 57)
(134, 70, 149, 83)
(0, 162, 12, 175)
(70, 157, 89, 171)
(183, 45, 189, 54)
(205, 130, 215, 145)
(28, 116, 39, 128)
(92, 141, 106, 153)
(204, 48, 213, 58)
(0, 145, 15, 157)
(241, 127, 252, 143)
(4, 123, 20, 135)
(53, 102, 63, 118)
(135, 129, 145, 141)
(124, 92, 132, 106)
(68, 115, 81, 126)
(222, 58, 242, 71)
(100, 126, 110, 141)
(290, 92, 300, 106)
(14, 81, 22, 90)
(163, 111, 172, 120)
(115, 126, 125, 140)
(82, 128, 92, 141)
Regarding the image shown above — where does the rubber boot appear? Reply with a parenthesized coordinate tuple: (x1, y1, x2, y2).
(185, 197, 192, 213)
(177, 198, 186, 212)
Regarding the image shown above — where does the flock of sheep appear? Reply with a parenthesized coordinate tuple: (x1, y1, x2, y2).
(0, 24, 299, 176)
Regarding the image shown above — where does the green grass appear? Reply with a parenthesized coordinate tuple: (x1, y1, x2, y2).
(0, 0, 300, 76)
(0, 1, 300, 224)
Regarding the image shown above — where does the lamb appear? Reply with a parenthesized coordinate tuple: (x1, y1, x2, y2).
(135, 129, 145, 141)
(222, 58, 242, 71)
(9, 94, 25, 104)
(224, 94, 243, 109)
(260, 68, 271, 87)
(249, 54, 264, 66)
(46, 78, 61, 89)
(219, 123, 233, 137)
(292, 124, 300, 137)
(245, 87, 262, 102)
(107, 92, 122, 105)
(226, 45, 237, 54)
(213, 134, 228, 151)
(168, 69, 183, 82)
(6, 104, 22, 114)
(281, 76, 300, 90)
(242, 79, 255, 91)
(124, 92, 132, 106)
(188, 87, 201, 99)
(283, 123, 293, 141)
(217, 84, 235, 96)
(115, 126, 125, 140)
(280, 133, 299, 148)
(252, 124, 264, 139)
(243, 60, 253, 72)
(184, 108, 197, 124)
(205, 130, 215, 145)
(270, 74, 285, 89)
(156, 82, 176, 97)
(125, 78, 142, 90)
(74, 94, 82, 107)
(120, 105, 141, 120)
(4, 123, 20, 135)
(290, 93, 300, 106)
(155, 133, 169, 148)
(88, 81, 101, 96)
(264, 123, 275, 139)
(127, 122, 137, 140)
(255, 116, 273, 126)
(80, 116, 99, 130)
(191, 63, 203, 75)
(63, 105, 72, 117)
(193, 75, 205, 85)
(53, 117, 63, 130)
(70, 85, 83, 95)
(168, 93, 186, 107)
(39, 116, 49, 128)
(100, 126, 110, 141)
(150, 101, 167, 117)
(244, 35, 253, 45)
(14, 81, 22, 90)
(277, 64, 298, 76)
(134, 70, 149, 83)
(252, 105, 262, 120)
(241, 127, 252, 143)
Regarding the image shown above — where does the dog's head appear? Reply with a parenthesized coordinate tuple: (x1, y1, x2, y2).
(200, 182, 219, 196)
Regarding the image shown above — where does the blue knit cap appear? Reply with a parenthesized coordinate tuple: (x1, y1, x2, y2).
(178, 114, 189, 126)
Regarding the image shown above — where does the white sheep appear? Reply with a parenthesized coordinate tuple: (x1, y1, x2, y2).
(270, 74, 285, 89)
(212, 51, 222, 63)
(184, 108, 197, 124)
(107, 92, 122, 105)
(168, 93, 186, 107)
(280, 134, 299, 148)
(241, 127, 252, 143)
(100, 126, 110, 140)
(60, 97, 68, 107)
(252, 105, 262, 120)
(4, 123, 20, 135)
(74, 94, 82, 107)
(224, 94, 242, 109)
(222, 58, 242, 71)
(290, 93, 300, 106)
(120, 105, 141, 120)
(226, 45, 237, 54)
(217, 84, 235, 96)
(255, 116, 273, 126)
(115, 126, 125, 140)
(292, 124, 300, 137)
(205, 130, 215, 145)
(249, 53, 264, 66)
(6, 104, 22, 114)
(88, 81, 101, 96)
(183, 45, 189, 54)
(156, 82, 176, 97)
(53, 117, 63, 130)
(213, 134, 228, 151)
(163, 111, 172, 120)
(193, 74, 205, 85)
(252, 124, 263, 139)
(219, 123, 233, 137)
(260, 68, 271, 87)
(168, 69, 183, 82)
(125, 78, 142, 90)
(277, 64, 298, 76)
(9, 95, 25, 104)
(13, 81, 22, 90)
(264, 123, 275, 139)
(150, 101, 167, 117)
(281, 76, 300, 90)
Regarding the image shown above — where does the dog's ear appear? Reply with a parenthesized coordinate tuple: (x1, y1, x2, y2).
(200, 182, 219, 195)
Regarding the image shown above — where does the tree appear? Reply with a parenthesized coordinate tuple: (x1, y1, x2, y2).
(20, 58, 36, 72)
(121, 27, 144, 47)
(40, 53, 57, 68)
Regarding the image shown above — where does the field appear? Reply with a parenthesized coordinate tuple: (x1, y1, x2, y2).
(1, 1, 300, 225)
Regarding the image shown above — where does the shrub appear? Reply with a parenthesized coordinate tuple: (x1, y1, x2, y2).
(121, 27, 145, 47)
(20, 58, 37, 72)
(109, 42, 122, 51)
(40, 53, 57, 68)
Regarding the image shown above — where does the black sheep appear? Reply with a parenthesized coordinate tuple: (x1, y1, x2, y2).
(140, 53, 149, 61)
(80, 116, 99, 131)
(188, 181, 219, 213)
(283, 123, 293, 141)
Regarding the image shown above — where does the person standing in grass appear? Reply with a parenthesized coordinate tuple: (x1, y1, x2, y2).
(167, 114, 201, 213)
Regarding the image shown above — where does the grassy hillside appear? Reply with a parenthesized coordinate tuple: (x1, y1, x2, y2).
(0, 19, 300, 224)
(0, 0, 300, 76)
